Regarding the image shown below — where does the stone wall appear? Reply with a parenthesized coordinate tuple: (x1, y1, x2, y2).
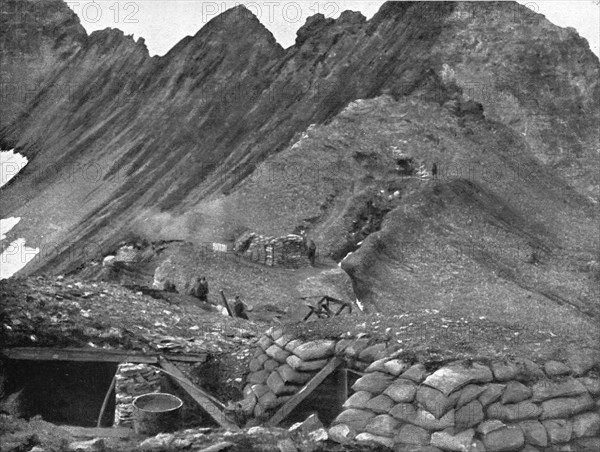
(241, 329, 600, 451)
(114, 363, 161, 427)
(234, 232, 308, 268)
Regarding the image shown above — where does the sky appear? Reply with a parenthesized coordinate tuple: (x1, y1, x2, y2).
(64, 1, 600, 58)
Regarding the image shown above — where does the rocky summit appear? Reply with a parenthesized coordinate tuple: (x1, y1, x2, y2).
(1, 1, 599, 451)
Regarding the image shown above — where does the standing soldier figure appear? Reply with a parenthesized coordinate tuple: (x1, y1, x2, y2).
(233, 296, 249, 320)
(190, 276, 209, 302)
(432, 162, 438, 179)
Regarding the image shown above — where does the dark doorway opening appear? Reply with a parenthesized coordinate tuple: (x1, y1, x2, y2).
(3, 360, 117, 427)
(283, 368, 362, 426)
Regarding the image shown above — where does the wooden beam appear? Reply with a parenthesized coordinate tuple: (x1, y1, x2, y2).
(267, 357, 344, 426)
(220, 290, 233, 317)
(1, 348, 207, 363)
(158, 357, 240, 431)
(60, 426, 135, 439)
(97, 374, 117, 428)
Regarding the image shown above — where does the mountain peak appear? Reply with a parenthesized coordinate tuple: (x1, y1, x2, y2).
(203, 4, 262, 30)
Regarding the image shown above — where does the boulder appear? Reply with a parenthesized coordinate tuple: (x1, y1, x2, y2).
(352, 371, 394, 394)
(68, 439, 105, 452)
(531, 377, 587, 402)
(333, 408, 375, 431)
(265, 344, 291, 363)
(542, 419, 572, 444)
(286, 355, 328, 372)
(355, 432, 395, 449)
(292, 340, 336, 361)
(365, 414, 401, 437)
(482, 426, 525, 452)
(328, 424, 356, 444)
(487, 401, 542, 421)
(400, 363, 427, 383)
(501, 380, 532, 404)
(365, 394, 395, 414)
(395, 424, 431, 445)
(343, 391, 373, 409)
(430, 428, 475, 452)
(454, 400, 484, 431)
(307, 428, 328, 442)
(422, 363, 492, 395)
(276, 438, 298, 452)
(384, 379, 417, 403)
(277, 364, 313, 385)
(571, 411, 600, 438)
(539, 393, 595, 419)
(289, 413, 324, 434)
(543, 360, 571, 377)
(518, 420, 548, 447)
(416, 386, 456, 419)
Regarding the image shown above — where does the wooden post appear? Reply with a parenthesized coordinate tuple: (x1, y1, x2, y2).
(158, 357, 240, 431)
(97, 374, 116, 428)
(338, 368, 348, 404)
(267, 357, 343, 426)
(220, 290, 233, 317)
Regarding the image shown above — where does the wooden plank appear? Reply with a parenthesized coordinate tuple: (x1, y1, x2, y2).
(1, 348, 158, 363)
(158, 357, 240, 431)
(60, 426, 135, 439)
(338, 368, 348, 403)
(0, 348, 207, 363)
(220, 290, 233, 317)
(97, 374, 117, 427)
(267, 357, 343, 426)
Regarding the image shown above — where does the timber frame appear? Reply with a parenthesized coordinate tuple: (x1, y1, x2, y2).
(1, 346, 240, 431)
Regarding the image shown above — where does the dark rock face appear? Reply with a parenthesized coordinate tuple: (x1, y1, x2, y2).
(0, 0, 87, 125)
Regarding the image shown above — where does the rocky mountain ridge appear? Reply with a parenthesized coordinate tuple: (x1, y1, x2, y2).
(0, 1, 598, 329)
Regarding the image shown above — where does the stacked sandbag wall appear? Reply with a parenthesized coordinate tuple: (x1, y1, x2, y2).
(113, 363, 161, 427)
(240, 327, 402, 422)
(235, 232, 308, 268)
(242, 330, 600, 451)
(330, 354, 600, 451)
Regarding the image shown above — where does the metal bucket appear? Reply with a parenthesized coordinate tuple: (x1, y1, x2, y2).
(132, 393, 183, 435)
